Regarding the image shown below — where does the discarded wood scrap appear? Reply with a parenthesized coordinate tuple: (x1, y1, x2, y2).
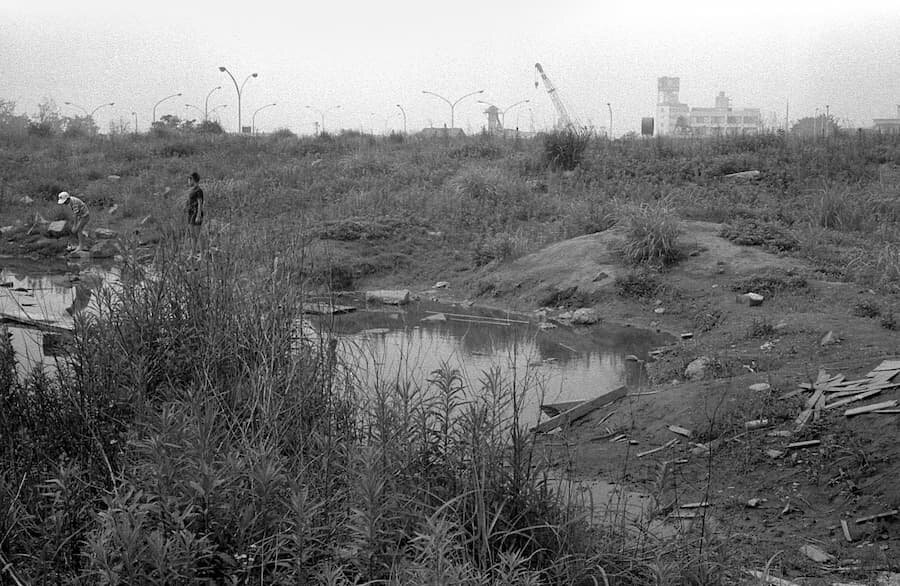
(637, 438, 678, 458)
(743, 569, 800, 586)
(531, 386, 627, 433)
(855, 509, 898, 524)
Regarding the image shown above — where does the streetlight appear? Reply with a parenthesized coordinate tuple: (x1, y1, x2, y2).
(208, 104, 228, 118)
(305, 105, 340, 134)
(219, 66, 258, 133)
(477, 98, 530, 128)
(185, 104, 205, 119)
(131, 111, 138, 134)
(63, 101, 89, 116)
(63, 101, 114, 119)
(396, 104, 407, 134)
(421, 89, 484, 129)
(252, 103, 276, 134)
(153, 93, 182, 123)
(607, 102, 613, 138)
(204, 86, 222, 121)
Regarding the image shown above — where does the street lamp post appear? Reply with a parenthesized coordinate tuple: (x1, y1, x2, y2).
(396, 104, 407, 134)
(305, 105, 340, 134)
(153, 93, 182, 124)
(64, 101, 114, 119)
(63, 102, 89, 116)
(185, 104, 205, 119)
(422, 89, 484, 129)
(219, 67, 258, 133)
(252, 103, 277, 134)
(205, 86, 222, 121)
(208, 104, 228, 118)
(131, 111, 138, 134)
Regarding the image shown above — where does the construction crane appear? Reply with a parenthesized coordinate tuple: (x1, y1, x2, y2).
(534, 63, 574, 129)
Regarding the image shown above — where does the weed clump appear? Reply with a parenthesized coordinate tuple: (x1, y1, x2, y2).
(730, 272, 808, 297)
(614, 269, 666, 299)
(618, 202, 684, 267)
(852, 298, 881, 318)
(542, 128, 591, 170)
(747, 317, 777, 338)
(881, 311, 899, 331)
(719, 218, 798, 252)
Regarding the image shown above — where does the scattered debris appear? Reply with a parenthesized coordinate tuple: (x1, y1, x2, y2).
(421, 312, 447, 322)
(653, 307, 666, 314)
(743, 569, 800, 586)
(301, 302, 357, 315)
(680, 332, 694, 339)
(747, 498, 765, 507)
(680, 501, 709, 509)
(92, 228, 118, 239)
(537, 321, 556, 330)
(749, 382, 771, 392)
(636, 438, 679, 458)
(846, 400, 899, 417)
(723, 170, 761, 180)
(743, 292, 764, 306)
(571, 307, 600, 325)
(107, 174, 121, 181)
(667, 425, 693, 438)
(820, 330, 840, 346)
(745, 419, 771, 430)
(531, 386, 628, 434)
(765, 449, 785, 459)
(855, 509, 898, 524)
(800, 543, 834, 563)
(841, 519, 853, 542)
(365, 289, 411, 305)
(787, 440, 821, 449)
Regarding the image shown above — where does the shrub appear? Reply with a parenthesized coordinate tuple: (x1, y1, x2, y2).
(719, 219, 798, 252)
(881, 311, 899, 331)
(618, 202, 684, 267)
(730, 272, 808, 297)
(614, 269, 665, 299)
(542, 128, 591, 170)
(852, 298, 881, 318)
(747, 317, 777, 338)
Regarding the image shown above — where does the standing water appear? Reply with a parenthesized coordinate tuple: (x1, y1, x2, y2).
(309, 297, 672, 425)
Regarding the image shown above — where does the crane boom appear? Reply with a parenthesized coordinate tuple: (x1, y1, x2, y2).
(534, 63, 573, 129)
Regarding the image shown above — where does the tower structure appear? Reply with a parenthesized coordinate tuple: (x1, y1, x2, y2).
(656, 77, 690, 136)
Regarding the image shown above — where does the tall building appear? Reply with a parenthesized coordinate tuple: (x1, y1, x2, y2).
(655, 78, 761, 137)
(656, 77, 690, 136)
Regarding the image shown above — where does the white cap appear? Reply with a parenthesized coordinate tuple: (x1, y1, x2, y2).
(57, 191, 70, 204)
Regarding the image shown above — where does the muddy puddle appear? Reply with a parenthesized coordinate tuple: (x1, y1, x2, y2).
(308, 295, 673, 425)
(0, 257, 118, 376)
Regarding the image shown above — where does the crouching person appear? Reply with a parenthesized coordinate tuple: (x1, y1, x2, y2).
(57, 191, 90, 252)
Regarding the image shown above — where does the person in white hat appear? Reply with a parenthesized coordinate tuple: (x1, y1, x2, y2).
(57, 191, 90, 252)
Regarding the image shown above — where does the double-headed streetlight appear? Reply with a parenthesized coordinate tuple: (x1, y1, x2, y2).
(306, 105, 340, 134)
(252, 103, 277, 134)
(185, 104, 205, 119)
(422, 89, 484, 129)
(477, 98, 530, 128)
(64, 101, 115, 119)
(205, 86, 222, 121)
(218, 67, 258, 133)
(153, 93, 182, 123)
(607, 102, 613, 138)
(396, 104, 407, 134)
(131, 111, 138, 134)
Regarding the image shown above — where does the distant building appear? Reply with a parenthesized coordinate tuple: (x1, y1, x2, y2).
(419, 127, 466, 139)
(656, 78, 761, 137)
(873, 106, 900, 135)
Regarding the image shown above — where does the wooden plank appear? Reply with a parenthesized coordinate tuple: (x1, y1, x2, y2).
(743, 570, 801, 586)
(871, 359, 900, 372)
(855, 509, 899, 524)
(539, 400, 583, 417)
(637, 438, 679, 458)
(531, 386, 628, 433)
(825, 389, 883, 410)
(873, 409, 900, 414)
(815, 369, 829, 384)
(667, 425, 693, 438)
(805, 388, 825, 409)
(680, 501, 709, 509)
(841, 519, 853, 542)
(787, 440, 821, 449)
(845, 400, 899, 417)
(424, 310, 529, 324)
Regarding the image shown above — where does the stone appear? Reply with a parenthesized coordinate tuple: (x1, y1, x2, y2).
(21, 195, 34, 204)
(432, 281, 449, 289)
(0, 225, 14, 236)
(107, 174, 121, 181)
(89, 240, 119, 258)
(820, 330, 839, 346)
(773, 321, 789, 331)
(799, 544, 834, 563)
(748, 383, 771, 392)
(365, 289, 411, 305)
(684, 356, 712, 381)
(571, 307, 600, 325)
(92, 228, 118, 239)
(107, 204, 119, 215)
(47, 220, 69, 237)
(743, 292, 764, 306)
(653, 307, 666, 314)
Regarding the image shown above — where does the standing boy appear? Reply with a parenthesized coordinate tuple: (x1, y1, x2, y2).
(57, 191, 90, 252)
(186, 171, 204, 257)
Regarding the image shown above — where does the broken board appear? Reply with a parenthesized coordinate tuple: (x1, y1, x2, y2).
(531, 386, 628, 434)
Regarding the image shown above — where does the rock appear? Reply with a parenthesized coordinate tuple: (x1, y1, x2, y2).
(421, 313, 447, 322)
(746, 498, 764, 508)
(773, 321, 789, 331)
(21, 195, 34, 204)
(107, 204, 119, 215)
(107, 174, 121, 181)
(0, 225, 14, 236)
(653, 307, 666, 314)
(47, 220, 69, 237)
(625, 354, 640, 362)
(820, 330, 839, 346)
(742, 292, 764, 306)
(365, 289, 411, 305)
(432, 281, 449, 289)
(89, 240, 119, 258)
(92, 228, 118, 239)
(748, 383, 771, 392)
(799, 544, 834, 563)
(571, 307, 600, 325)
(684, 356, 712, 381)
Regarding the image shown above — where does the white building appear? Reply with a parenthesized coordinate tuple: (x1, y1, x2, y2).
(656, 78, 761, 137)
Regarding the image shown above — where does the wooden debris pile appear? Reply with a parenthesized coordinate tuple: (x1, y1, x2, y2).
(792, 359, 900, 431)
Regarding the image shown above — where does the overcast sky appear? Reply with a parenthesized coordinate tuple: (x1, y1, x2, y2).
(3, 0, 899, 135)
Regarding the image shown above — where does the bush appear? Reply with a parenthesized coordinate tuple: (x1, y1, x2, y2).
(614, 269, 666, 299)
(719, 219, 798, 252)
(730, 272, 808, 297)
(852, 298, 881, 318)
(542, 128, 591, 170)
(618, 202, 684, 267)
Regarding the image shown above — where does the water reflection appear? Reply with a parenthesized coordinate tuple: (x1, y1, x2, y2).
(314, 299, 671, 424)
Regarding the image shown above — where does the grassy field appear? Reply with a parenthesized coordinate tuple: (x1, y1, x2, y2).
(2, 128, 900, 583)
